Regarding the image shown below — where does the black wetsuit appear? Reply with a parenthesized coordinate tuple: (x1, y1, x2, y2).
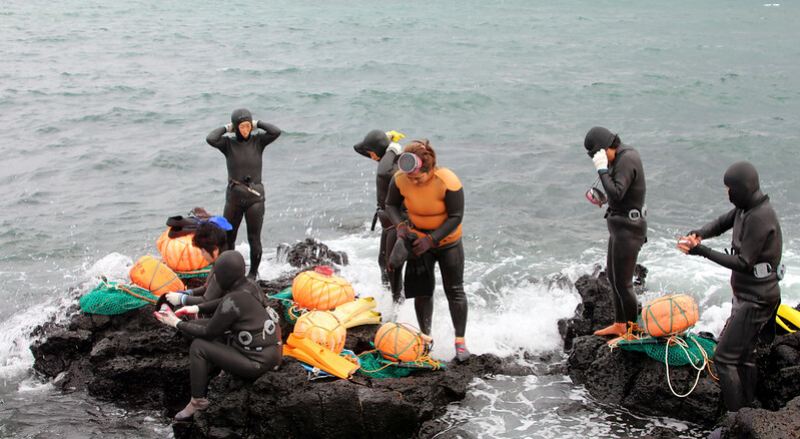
(176, 262, 281, 398)
(385, 170, 467, 337)
(206, 120, 281, 278)
(598, 144, 647, 324)
(688, 162, 782, 411)
(354, 131, 404, 301)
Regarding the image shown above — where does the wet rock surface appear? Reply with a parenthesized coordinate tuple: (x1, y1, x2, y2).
(560, 269, 800, 433)
(30, 239, 510, 438)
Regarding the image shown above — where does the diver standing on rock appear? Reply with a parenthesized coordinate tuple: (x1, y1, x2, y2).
(353, 129, 406, 303)
(384, 139, 470, 362)
(678, 161, 783, 412)
(206, 109, 282, 280)
(153, 251, 281, 421)
(584, 127, 647, 337)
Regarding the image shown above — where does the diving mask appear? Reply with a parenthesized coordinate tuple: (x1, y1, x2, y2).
(398, 152, 424, 174)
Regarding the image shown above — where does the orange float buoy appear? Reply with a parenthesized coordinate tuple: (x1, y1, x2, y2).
(291, 266, 355, 311)
(129, 255, 185, 296)
(641, 294, 699, 337)
(293, 310, 346, 354)
(156, 229, 210, 272)
(374, 322, 431, 363)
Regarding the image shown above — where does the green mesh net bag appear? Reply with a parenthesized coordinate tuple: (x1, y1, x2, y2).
(176, 265, 212, 280)
(356, 350, 445, 379)
(616, 333, 716, 367)
(269, 287, 304, 324)
(79, 280, 158, 315)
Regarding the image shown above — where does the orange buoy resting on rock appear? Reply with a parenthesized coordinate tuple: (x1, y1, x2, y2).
(293, 310, 346, 354)
(291, 266, 355, 311)
(129, 255, 185, 296)
(156, 229, 210, 272)
(374, 322, 432, 363)
(641, 294, 699, 337)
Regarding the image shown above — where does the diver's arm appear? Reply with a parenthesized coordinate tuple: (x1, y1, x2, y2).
(375, 152, 397, 209)
(176, 296, 238, 338)
(206, 126, 229, 151)
(691, 217, 769, 273)
(195, 298, 223, 315)
(692, 209, 736, 240)
(598, 154, 634, 203)
(429, 188, 464, 244)
(256, 121, 281, 149)
(384, 177, 405, 225)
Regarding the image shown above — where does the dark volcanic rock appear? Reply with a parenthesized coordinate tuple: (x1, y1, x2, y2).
(30, 241, 511, 437)
(562, 268, 800, 428)
(716, 395, 800, 439)
(277, 238, 349, 268)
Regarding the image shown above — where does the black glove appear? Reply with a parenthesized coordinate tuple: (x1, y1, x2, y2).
(412, 234, 436, 257)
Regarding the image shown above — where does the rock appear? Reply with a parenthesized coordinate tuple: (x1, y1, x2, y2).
(562, 267, 800, 428)
(717, 395, 800, 438)
(277, 238, 349, 268)
(29, 241, 509, 437)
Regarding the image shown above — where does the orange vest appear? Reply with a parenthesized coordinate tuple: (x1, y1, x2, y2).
(394, 167, 463, 246)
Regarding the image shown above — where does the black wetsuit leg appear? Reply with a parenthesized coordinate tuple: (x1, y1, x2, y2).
(382, 227, 404, 302)
(223, 192, 245, 252)
(189, 338, 280, 398)
(379, 228, 390, 285)
(606, 215, 646, 323)
(404, 247, 436, 335)
(438, 242, 467, 338)
(244, 200, 264, 277)
(714, 298, 777, 411)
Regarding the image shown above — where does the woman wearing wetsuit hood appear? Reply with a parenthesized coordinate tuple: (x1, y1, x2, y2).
(154, 250, 282, 421)
(206, 109, 282, 279)
(584, 127, 647, 338)
(678, 161, 783, 412)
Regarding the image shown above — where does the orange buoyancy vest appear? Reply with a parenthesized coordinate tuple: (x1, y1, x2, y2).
(394, 167, 463, 246)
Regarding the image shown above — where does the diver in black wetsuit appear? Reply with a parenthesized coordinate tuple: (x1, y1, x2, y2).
(584, 127, 647, 337)
(153, 251, 281, 421)
(354, 129, 404, 302)
(163, 223, 235, 314)
(678, 161, 783, 412)
(206, 109, 282, 280)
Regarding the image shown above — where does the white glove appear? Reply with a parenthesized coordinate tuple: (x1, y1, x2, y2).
(386, 142, 403, 156)
(154, 306, 181, 328)
(251, 119, 259, 130)
(225, 123, 234, 133)
(592, 150, 608, 171)
(165, 292, 185, 306)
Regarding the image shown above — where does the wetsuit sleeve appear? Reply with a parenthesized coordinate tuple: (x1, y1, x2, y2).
(694, 209, 736, 239)
(430, 188, 464, 244)
(188, 285, 206, 297)
(206, 127, 230, 154)
(256, 121, 281, 150)
(599, 154, 636, 204)
(196, 298, 222, 315)
(375, 152, 397, 209)
(384, 176, 405, 226)
(176, 296, 239, 338)
(691, 216, 770, 273)
(182, 273, 222, 306)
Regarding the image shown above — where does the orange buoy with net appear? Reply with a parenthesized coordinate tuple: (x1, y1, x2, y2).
(293, 310, 346, 354)
(156, 229, 210, 272)
(291, 266, 355, 311)
(641, 294, 699, 337)
(374, 322, 431, 363)
(129, 255, 185, 296)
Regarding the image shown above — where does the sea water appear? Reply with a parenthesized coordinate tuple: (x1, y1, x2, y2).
(1, 0, 799, 437)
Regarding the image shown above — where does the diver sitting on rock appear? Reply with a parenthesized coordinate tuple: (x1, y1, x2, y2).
(384, 139, 470, 362)
(163, 222, 231, 315)
(678, 161, 783, 412)
(153, 250, 282, 421)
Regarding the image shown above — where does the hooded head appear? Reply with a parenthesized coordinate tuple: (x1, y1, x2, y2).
(231, 108, 253, 140)
(724, 161, 763, 210)
(353, 130, 391, 161)
(584, 126, 617, 158)
(213, 250, 247, 290)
